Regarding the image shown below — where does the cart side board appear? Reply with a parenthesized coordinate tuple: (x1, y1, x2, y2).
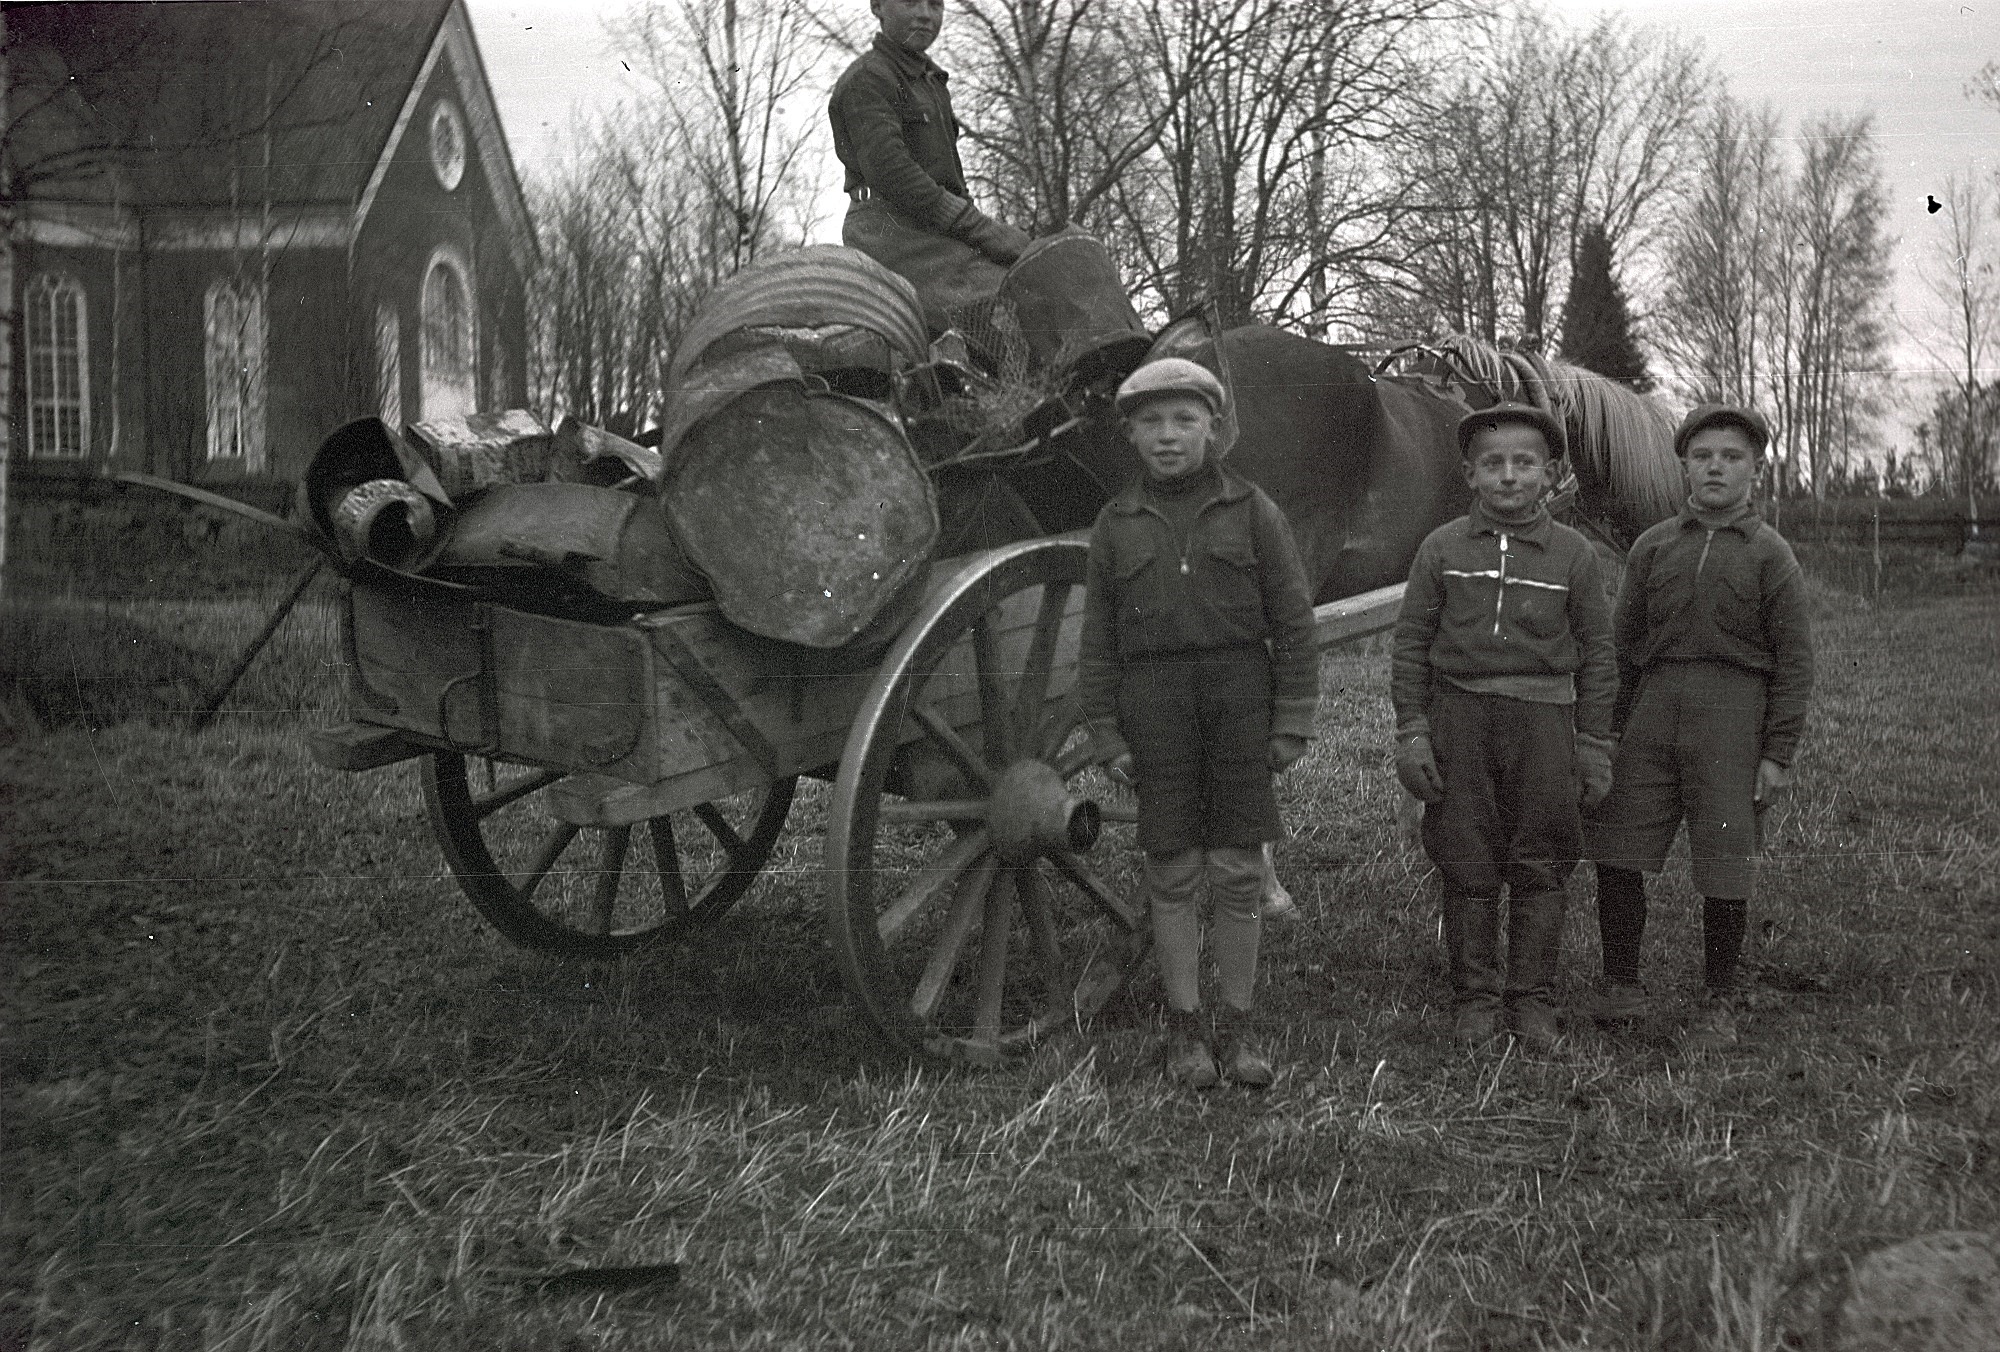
(330, 555, 1405, 829)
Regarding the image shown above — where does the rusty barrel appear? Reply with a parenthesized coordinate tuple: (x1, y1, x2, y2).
(663, 377, 937, 652)
(1000, 228, 1150, 386)
(658, 246, 940, 653)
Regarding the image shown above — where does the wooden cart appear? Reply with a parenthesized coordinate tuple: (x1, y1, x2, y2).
(311, 533, 1402, 1063)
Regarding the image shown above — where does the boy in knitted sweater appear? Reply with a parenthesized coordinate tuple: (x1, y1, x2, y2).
(1585, 404, 1813, 1050)
(1391, 404, 1618, 1051)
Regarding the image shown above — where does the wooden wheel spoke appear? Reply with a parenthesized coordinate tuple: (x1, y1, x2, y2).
(878, 830, 992, 942)
(1011, 583, 1072, 755)
(589, 828, 633, 934)
(878, 799, 989, 824)
(648, 816, 690, 919)
(911, 705, 992, 790)
(911, 855, 997, 1020)
(1052, 736, 1099, 780)
(693, 802, 746, 857)
(1098, 801, 1139, 824)
(1048, 852, 1139, 930)
(970, 615, 1012, 767)
(513, 822, 582, 902)
(970, 866, 1017, 1046)
(472, 768, 565, 819)
(1018, 863, 1068, 1019)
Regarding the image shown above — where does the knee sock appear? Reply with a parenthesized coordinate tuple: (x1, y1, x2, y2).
(1596, 865, 1647, 985)
(1209, 867, 1262, 1014)
(1145, 853, 1204, 1012)
(1702, 897, 1748, 992)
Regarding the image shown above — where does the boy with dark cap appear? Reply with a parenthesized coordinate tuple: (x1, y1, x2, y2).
(1391, 404, 1618, 1051)
(1080, 357, 1318, 1089)
(1585, 404, 1813, 1050)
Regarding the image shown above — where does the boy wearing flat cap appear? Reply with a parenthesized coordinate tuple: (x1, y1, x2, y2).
(1391, 404, 1618, 1052)
(1585, 404, 1813, 1050)
(1079, 358, 1318, 1089)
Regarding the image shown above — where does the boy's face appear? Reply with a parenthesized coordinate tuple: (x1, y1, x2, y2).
(1462, 423, 1555, 519)
(1683, 426, 1761, 512)
(1126, 394, 1214, 481)
(874, 0, 944, 51)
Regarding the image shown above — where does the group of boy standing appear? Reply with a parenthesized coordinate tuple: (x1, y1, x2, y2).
(1081, 359, 1816, 1089)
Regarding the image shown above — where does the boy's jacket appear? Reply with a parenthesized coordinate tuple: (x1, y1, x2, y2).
(829, 35, 970, 233)
(1614, 504, 1813, 766)
(1079, 466, 1318, 758)
(1391, 503, 1617, 741)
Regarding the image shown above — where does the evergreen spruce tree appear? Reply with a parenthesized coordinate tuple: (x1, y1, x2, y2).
(1560, 223, 1652, 390)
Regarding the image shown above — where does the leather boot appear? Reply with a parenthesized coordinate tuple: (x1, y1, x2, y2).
(1441, 893, 1503, 1044)
(1506, 891, 1567, 1053)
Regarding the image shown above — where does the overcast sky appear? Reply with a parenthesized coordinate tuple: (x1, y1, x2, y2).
(464, 0, 2000, 429)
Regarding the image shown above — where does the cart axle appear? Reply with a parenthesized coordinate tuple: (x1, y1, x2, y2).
(987, 760, 1101, 862)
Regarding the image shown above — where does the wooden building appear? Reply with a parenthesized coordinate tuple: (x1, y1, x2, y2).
(4, 0, 537, 495)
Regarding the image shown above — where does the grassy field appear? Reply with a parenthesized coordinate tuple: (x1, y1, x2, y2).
(2, 547, 1997, 1350)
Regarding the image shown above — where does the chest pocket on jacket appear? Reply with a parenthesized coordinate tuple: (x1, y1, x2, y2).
(1206, 538, 1264, 625)
(1508, 579, 1569, 640)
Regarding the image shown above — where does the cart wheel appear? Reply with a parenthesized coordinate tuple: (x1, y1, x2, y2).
(424, 754, 795, 958)
(826, 537, 1149, 1063)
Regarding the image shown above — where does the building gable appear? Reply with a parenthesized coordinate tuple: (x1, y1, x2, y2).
(353, 2, 538, 279)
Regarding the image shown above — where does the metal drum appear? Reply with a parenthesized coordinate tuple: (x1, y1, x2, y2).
(999, 228, 1150, 386)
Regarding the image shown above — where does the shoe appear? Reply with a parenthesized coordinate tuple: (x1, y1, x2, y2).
(1684, 991, 1740, 1050)
(1505, 891, 1568, 1054)
(1585, 980, 1651, 1025)
(1212, 1008, 1275, 1086)
(1163, 1010, 1220, 1089)
(1452, 1004, 1502, 1045)
(1510, 1000, 1562, 1054)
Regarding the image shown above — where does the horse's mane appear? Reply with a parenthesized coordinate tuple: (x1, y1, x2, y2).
(1385, 335, 1684, 548)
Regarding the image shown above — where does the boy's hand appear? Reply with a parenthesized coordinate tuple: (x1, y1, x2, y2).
(1754, 758, 1793, 806)
(1394, 736, 1444, 804)
(1268, 734, 1308, 773)
(1105, 752, 1138, 789)
(1575, 735, 1615, 809)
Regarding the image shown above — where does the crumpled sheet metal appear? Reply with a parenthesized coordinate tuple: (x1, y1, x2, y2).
(666, 246, 928, 389)
(407, 409, 555, 499)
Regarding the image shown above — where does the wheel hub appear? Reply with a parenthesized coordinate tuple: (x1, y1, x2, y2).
(987, 760, 1101, 862)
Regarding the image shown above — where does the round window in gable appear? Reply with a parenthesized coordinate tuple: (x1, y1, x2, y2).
(429, 100, 467, 191)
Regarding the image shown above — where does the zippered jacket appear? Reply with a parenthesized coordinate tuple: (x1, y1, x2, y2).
(829, 36, 974, 235)
(1391, 504, 1617, 742)
(1614, 505, 1813, 766)
(1079, 467, 1318, 760)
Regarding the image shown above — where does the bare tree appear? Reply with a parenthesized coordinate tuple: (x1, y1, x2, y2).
(1658, 99, 1786, 408)
(1914, 172, 2000, 499)
(1105, 0, 1448, 330)
(943, 0, 1187, 237)
(1389, 9, 1708, 350)
(526, 0, 827, 428)
(1764, 113, 1893, 496)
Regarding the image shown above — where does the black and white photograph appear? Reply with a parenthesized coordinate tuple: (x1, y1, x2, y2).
(3, 0, 1997, 1345)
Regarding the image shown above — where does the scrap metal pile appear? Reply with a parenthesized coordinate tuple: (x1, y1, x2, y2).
(303, 239, 1150, 654)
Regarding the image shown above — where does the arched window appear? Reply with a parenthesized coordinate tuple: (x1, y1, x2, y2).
(420, 248, 476, 421)
(204, 276, 267, 468)
(25, 274, 89, 458)
(375, 302, 402, 427)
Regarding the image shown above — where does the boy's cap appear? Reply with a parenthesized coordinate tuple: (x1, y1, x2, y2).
(1456, 402, 1566, 459)
(1674, 403, 1771, 457)
(1116, 358, 1227, 415)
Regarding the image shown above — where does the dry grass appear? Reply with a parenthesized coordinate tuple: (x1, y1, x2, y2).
(2, 550, 1997, 1349)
